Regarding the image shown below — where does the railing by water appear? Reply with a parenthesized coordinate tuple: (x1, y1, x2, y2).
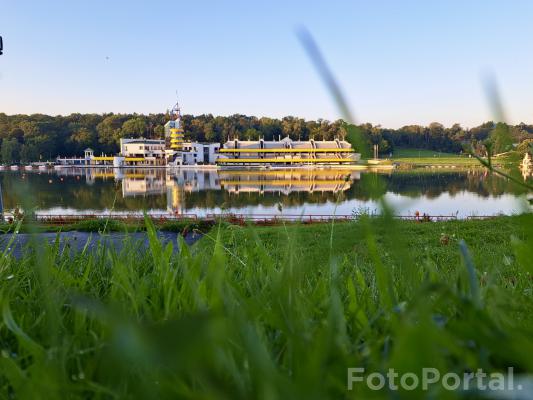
(0, 212, 499, 225)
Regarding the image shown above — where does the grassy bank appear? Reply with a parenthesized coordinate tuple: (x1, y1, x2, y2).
(392, 148, 462, 158)
(391, 147, 521, 168)
(0, 214, 532, 398)
(197, 215, 531, 277)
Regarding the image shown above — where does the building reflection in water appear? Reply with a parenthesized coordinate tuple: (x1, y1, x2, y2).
(27, 167, 531, 216)
(218, 170, 359, 195)
(110, 168, 360, 213)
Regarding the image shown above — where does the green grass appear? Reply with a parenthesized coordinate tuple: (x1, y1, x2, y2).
(390, 147, 520, 168)
(392, 148, 461, 158)
(0, 214, 532, 398)
(395, 157, 481, 166)
(391, 147, 480, 167)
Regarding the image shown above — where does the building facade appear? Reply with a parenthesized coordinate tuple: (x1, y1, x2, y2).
(178, 142, 221, 165)
(119, 138, 166, 166)
(216, 137, 360, 166)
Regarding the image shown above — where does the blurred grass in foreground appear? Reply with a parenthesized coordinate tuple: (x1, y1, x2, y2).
(0, 215, 532, 398)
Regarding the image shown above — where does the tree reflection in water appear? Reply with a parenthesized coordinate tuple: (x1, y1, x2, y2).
(0, 168, 530, 217)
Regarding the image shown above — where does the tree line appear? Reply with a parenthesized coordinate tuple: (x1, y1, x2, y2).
(0, 112, 532, 163)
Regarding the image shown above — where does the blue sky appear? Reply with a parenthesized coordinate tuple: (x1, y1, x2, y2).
(1, 0, 532, 128)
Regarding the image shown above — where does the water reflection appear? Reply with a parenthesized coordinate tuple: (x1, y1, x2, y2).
(218, 170, 358, 194)
(1, 168, 530, 217)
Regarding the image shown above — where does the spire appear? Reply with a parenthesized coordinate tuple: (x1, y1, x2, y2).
(170, 97, 181, 122)
(169, 93, 183, 132)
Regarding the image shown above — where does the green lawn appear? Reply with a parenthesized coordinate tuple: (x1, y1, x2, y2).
(389, 147, 516, 167)
(1, 215, 532, 398)
(391, 147, 481, 166)
(392, 148, 461, 158)
(395, 157, 481, 166)
(198, 215, 531, 289)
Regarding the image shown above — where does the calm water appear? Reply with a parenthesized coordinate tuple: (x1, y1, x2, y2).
(0, 168, 531, 218)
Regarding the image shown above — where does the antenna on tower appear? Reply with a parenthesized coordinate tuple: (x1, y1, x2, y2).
(169, 91, 181, 121)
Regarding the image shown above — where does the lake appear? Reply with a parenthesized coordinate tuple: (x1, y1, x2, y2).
(0, 168, 531, 219)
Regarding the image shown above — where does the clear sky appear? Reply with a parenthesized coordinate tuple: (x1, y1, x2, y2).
(1, 0, 532, 128)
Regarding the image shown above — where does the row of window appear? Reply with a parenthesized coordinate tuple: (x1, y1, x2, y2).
(137, 145, 165, 151)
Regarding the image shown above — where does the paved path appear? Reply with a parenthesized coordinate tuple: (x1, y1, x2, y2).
(0, 231, 203, 259)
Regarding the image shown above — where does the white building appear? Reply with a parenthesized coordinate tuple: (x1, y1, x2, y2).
(120, 138, 166, 158)
(217, 137, 360, 165)
(119, 138, 166, 166)
(170, 142, 221, 166)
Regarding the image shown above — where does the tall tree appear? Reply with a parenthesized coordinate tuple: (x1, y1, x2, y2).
(121, 117, 147, 138)
(1, 138, 21, 164)
(489, 122, 513, 154)
(96, 115, 124, 153)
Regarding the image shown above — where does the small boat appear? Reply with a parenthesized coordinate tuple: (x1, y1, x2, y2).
(10, 165, 19, 171)
(53, 164, 65, 170)
(0, 165, 5, 171)
(38, 165, 48, 171)
(24, 165, 33, 171)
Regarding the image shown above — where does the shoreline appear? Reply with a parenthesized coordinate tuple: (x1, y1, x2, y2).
(1, 163, 396, 171)
(1, 213, 530, 234)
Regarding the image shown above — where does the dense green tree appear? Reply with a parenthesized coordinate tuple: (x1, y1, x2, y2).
(1, 138, 21, 164)
(259, 117, 282, 141)
(154, 125, 165, 138)
(203, 122, 217, 142)
(0, 112, 531, 162)
(489, 122, 513, 154)
(8, 128, 24, 142)
(20, 143, 40, 163)
(243, 128, 260, 140)
(68, 127, 97, 155)
(19, 121, 40, 138)
(121, 117, 147, 138)
(469, 121, 494, 141)
(96, 115, 125, 153)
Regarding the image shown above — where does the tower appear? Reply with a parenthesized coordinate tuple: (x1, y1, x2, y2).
(167, 100, 185, 151)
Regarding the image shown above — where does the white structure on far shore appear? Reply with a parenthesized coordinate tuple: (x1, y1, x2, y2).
(118, 138, 167, 166)
(171, 142, 221, 166)
(216, 137, 360, 166)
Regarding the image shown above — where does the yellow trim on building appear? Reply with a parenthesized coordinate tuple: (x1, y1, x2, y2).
(217, 158, 356, 164)
(220, 169, 352, 176)
(219, 148, 354, 153)
(92, 156, 114, 161)
(221, 179, 348, 185)
(125, 157, 147, 162)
